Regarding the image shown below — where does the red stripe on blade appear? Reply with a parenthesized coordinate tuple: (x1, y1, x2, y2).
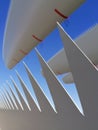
(54, 9, 68, 19)
(13, 59, 18, 63)
(19, 49, 28, 55)
(32, 35, 42, 42)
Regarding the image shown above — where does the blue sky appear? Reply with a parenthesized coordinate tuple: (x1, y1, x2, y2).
(0, 0, 98, 112)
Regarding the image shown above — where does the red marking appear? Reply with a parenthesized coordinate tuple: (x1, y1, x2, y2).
(19, 49, 28, 55)
(57, 71, 62, 75)
(32, 35, 42, 42)
(13, 59, 18, 63)
(54, 9, 68, 19)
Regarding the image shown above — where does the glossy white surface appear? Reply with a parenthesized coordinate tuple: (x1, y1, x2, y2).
(3, 0, 84, 68)
(48, 24, 98, 75)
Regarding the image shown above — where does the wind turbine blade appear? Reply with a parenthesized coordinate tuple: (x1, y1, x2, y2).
(10, 77, 28, 111)
(23, 62, 55, 113)
(5, 88, 17, 110)
(16, 71, 40, 112)
(35, 49, 84, 130)
(7, 82, 19, 110)
(3, 89, 14, 110)
(57, 22, 98, 129)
